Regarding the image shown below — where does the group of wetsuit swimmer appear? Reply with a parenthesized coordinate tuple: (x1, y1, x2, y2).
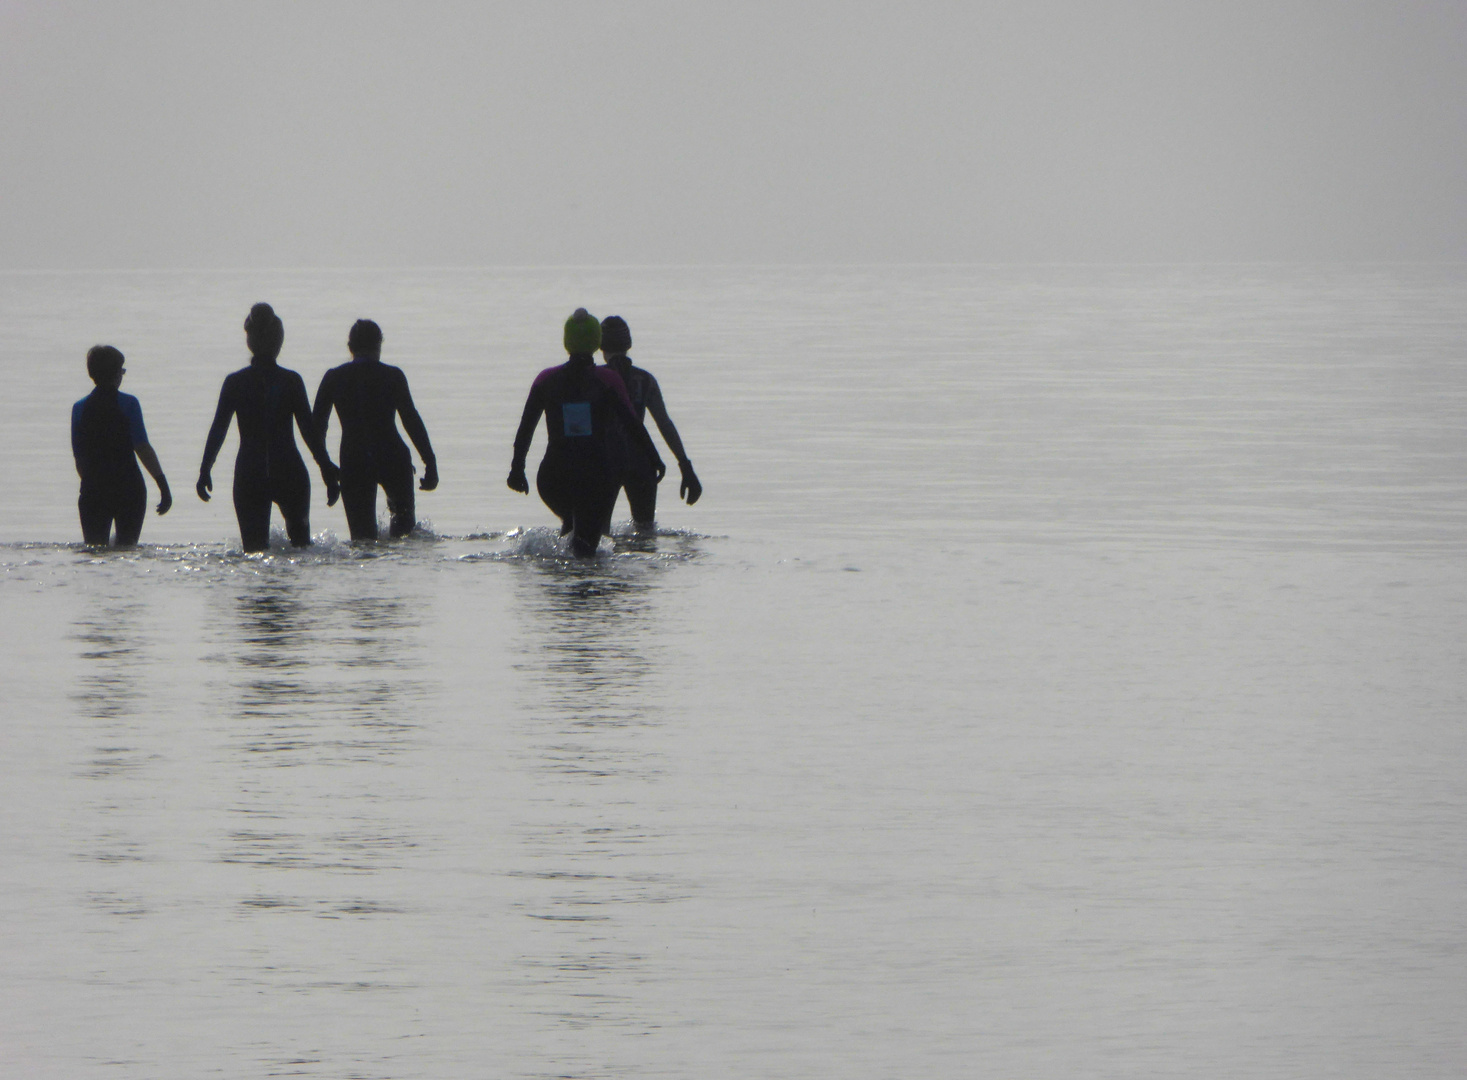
(72, 303, 702, 557)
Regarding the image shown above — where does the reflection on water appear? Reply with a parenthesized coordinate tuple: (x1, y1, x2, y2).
(526, 565, 663, 775)
(68, 591, 167, 939)
(69, 596, 158, 891)
(219, 569, 426, 767)
(208, 563, 430, 944)
(237, 579, 312, 667)
(507, 555, 693, 1046)
(71, 599, 148, 768)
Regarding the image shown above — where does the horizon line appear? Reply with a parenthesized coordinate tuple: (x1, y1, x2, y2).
(4, 259, 1467, 275)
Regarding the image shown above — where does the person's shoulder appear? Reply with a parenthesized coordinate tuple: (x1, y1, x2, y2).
(595, 367, 629, 391)
(618, 361, 654, 390)
(531, 363, 564, 388)
(117, 392, 146, 441)
(275, 366, 310, 392)
(117, 391, 144, 419)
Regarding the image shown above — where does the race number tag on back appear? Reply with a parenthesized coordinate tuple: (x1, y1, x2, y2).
(562, 402, 593, 437)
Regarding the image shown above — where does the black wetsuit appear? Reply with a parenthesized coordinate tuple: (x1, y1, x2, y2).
(313, 357, 435, 540)
(73, 388, 147, 546)
(606, 361, 666, 524)
(201, 360, 332, 551)
(512, 354, 661, 555)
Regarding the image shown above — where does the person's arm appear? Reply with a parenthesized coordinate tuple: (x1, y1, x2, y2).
(602, 370, 665, 481)
(197, 379, 235, 501)
(135, 442, 172, 514)
(311, 369, 335, 448)
(632, 411, 664, 481)
(643, 376, 701, 504)
(71, 402, 84, 479)
(507, 382, 544, 493)
(290, 372, 339, 505)
(290, 371, 334, 471)
(118, 396, 170, 511)
(394, 371, 438, 491)
(643, 375, 689, 463)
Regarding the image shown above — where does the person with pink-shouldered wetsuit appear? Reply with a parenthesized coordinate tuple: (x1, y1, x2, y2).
(506, 309, 664, 557)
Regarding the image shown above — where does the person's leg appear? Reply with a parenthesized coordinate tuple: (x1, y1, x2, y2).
(233, 480, 272, 552)
(273, 459, 313, 548)
(569, 509, 602, 557)
(277, 490, 312, 547)
(623, 464, 658, 530)
(282, 513, 312, 547)
(536, 457, 574, 536)
(78, 484, 112, 546)
(568, 470, 619, 558)
(112, 481, 148, 547)
(382, 464, 416, 538)
(340, 469, 379, 541)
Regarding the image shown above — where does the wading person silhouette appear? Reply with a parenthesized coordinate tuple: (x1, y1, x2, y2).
(312, 319, 438, 541)
(197, 303, 340, 552)
(598, 315, 701, 529)
(72, 345, 172, 546)
(507, 309, 664, 557)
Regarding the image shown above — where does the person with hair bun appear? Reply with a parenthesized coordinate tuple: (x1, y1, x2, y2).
(598, 315, 701, 529)
(71, 344, 171, 546)
(312, 318, 438, 541)
(197, 303, 340, 552)
(507, 308, 664, 557)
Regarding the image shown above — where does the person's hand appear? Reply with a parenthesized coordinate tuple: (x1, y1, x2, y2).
(420, 460, 439, 492)
(678, 460, 702, 505)
(322, 462, 341, 507)
(156, 484, 172, 515)
(653, 457, 667, 483)
(507, 465, 529, 493)
(196, 470, 212, 502)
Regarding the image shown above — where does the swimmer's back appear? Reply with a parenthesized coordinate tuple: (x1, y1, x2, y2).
(316, 358, 413, 459)
(72, 389, 145, 482)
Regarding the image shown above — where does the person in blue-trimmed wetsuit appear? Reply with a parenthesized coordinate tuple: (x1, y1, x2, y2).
(72, 345, 172, 547)
(507, 309, 664, 557)
(598, 315, 701, 529)
(197, 303, 340, 552)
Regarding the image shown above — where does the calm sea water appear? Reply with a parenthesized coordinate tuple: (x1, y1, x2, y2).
(2, 266, 1466, 1078)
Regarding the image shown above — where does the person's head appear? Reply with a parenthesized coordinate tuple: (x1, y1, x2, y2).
(244, 302, 284, 361)
(564, 308, 601, 355)
(86, 345, 125, 388)
(599, 315, 631, 357)
(348, 318, 383, 358)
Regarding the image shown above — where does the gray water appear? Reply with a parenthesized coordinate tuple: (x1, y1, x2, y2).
(2, 266, 1466, 1078)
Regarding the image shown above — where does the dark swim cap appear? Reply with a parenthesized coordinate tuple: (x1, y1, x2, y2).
(348, 319, 383, 354)
(564, 308, 601, 354)
(86, 345, 125, 383)
(244, 302, 284, 355)
(600, 316, 631, 353)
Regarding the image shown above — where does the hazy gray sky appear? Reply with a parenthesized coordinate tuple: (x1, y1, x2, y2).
(3, 0, 1465, 268)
